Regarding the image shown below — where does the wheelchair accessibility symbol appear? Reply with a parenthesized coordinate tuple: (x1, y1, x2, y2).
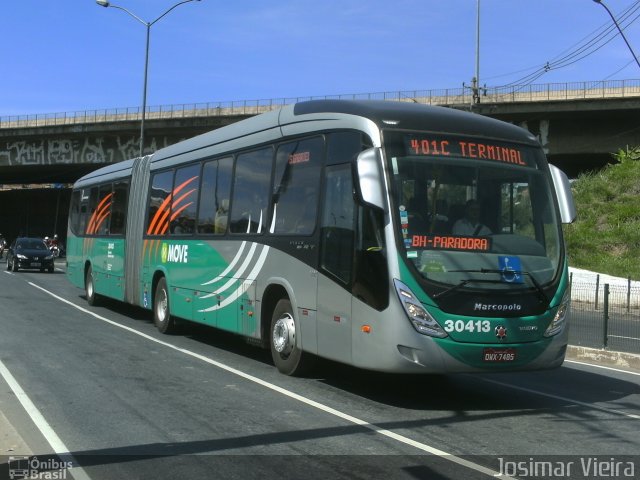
(498, 256, 523, 283)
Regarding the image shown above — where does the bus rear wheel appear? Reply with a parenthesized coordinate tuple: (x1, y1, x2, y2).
(85, 265, 100, 306)
(270, 299, 313, 376)
(154, 277, 178, 334)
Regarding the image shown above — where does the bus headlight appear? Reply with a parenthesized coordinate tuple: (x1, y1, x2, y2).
(394, 279, 447, 338)
(544, 290, 570, 337)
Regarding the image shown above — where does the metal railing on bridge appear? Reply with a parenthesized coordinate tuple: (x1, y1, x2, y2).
(569, 275, 640, 355)
(2, 78, 640, 130)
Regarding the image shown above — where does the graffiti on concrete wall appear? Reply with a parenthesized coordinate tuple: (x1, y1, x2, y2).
(0, 135, 181, 166)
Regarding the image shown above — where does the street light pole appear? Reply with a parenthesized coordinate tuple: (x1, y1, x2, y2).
(464, 0, 481, 108)
(474, 0, 480, 104)
(592, 0, 640, 71)
(95, 0, 201, 158)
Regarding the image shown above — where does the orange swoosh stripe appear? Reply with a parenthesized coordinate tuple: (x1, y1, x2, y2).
(93, 207, 112, 234)
(146, 176, 198, 235)
(86, 193, 113, 234)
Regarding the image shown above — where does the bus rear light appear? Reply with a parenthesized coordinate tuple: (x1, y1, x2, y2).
(394, 279, 448, 338)
(361, 325, 372, 334)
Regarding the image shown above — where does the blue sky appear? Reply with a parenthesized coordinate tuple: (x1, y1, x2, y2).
(2, 0, 640, 116)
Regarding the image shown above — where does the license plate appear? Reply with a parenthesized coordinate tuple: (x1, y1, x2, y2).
(482, 348, 517, 362)
(31, 262, 41, 267)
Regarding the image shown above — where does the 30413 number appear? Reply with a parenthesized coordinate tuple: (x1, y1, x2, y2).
(443, 319, 491, 333)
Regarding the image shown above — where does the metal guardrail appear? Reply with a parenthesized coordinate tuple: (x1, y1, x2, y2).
(569, 277, 640, 355)
(2, 79, 640, 130)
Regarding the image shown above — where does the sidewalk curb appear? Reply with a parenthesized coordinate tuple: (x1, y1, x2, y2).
(0, 410, 32, 460)
(566, 345, 640, 372)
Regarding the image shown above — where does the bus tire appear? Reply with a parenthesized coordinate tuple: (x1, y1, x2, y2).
(154, 277, 178, 334)
(85, 265, 100, 306)
(270, 299, 314, 376)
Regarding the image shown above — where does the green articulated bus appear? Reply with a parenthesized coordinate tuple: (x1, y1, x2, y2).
(66, 100, 576, 375)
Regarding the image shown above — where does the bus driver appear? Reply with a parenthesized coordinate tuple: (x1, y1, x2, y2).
(452, 199, 491, 236)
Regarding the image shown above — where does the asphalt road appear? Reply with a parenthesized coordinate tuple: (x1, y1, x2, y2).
(0, 259, 639, 480)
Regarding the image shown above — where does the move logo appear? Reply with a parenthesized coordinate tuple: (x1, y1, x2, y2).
(161, 243, 189, 263)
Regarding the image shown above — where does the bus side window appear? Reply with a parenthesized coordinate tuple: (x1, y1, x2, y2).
(69, 190, 83, 236)
(229, 148, 273, 234)
(320, 165, 355, 284)
(110, 180, 129, 235)
(170, 164, 200, 235)
(147, 171, 173, 236)
(272, 137, 323, 234)
(95, 184, 113, 235)
(86, 187, 99, 235)
(198, 157, 233, 235)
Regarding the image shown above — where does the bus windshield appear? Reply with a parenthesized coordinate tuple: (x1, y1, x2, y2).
(385, 131, 562, 292)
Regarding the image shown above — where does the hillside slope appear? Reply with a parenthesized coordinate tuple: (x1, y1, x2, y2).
(563, 147, 640, 280)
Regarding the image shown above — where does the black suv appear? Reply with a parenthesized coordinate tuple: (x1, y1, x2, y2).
(6, 237, 55, 273)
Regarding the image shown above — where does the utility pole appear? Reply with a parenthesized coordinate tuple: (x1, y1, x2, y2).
(473, 0, 481, 104)
(464, 0, 481, 108)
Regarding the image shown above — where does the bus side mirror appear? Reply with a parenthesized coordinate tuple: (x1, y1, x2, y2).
(355, 148, 385, 211)
(549, 164, 576, 224)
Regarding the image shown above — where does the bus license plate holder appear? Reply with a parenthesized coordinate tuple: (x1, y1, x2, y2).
(482, 347, 516, 362)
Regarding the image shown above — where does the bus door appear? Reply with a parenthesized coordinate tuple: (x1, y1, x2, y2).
(317, 164, 355, 364)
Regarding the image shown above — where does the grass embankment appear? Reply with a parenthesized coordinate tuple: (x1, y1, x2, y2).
(563, 147, 640, 280)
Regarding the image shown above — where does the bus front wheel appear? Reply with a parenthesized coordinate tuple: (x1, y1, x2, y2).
(270, 299, 313, 376)
(154, 277, 178, 334)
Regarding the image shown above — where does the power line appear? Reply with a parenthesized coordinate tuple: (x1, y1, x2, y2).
(603, 58, 636, 79)
(593, 0, 640, 71)
(484, 0, 640, 88)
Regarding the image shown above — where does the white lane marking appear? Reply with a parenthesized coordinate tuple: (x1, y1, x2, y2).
(565, 359, 640, 377)
(28, 281, 511, 479)
(478, 377, 640, 420)
(0, 360, 92, 480)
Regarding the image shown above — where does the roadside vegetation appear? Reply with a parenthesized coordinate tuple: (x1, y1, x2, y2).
(563, 146, 640, 280)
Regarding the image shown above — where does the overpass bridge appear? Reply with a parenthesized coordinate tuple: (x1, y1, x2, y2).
(1, 78, 639, 241)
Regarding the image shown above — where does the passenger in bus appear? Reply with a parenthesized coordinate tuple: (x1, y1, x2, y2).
(452, 199, 491, 236)
(214, 199, 229, 233)
(172, 217, 192, 234)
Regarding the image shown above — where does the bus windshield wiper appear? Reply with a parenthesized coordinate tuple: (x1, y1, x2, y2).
(447, 268, 549, 304)
(432, 277, 505, 300)
(433, 279, 471, 299)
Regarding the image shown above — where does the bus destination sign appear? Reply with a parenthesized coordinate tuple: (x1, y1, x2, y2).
(411, 234, 491, 252)
(405, 135, 532, 168)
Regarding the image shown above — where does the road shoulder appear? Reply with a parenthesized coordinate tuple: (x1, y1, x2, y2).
(567, 345, 640, 373)
(0, 409, 32, 460)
